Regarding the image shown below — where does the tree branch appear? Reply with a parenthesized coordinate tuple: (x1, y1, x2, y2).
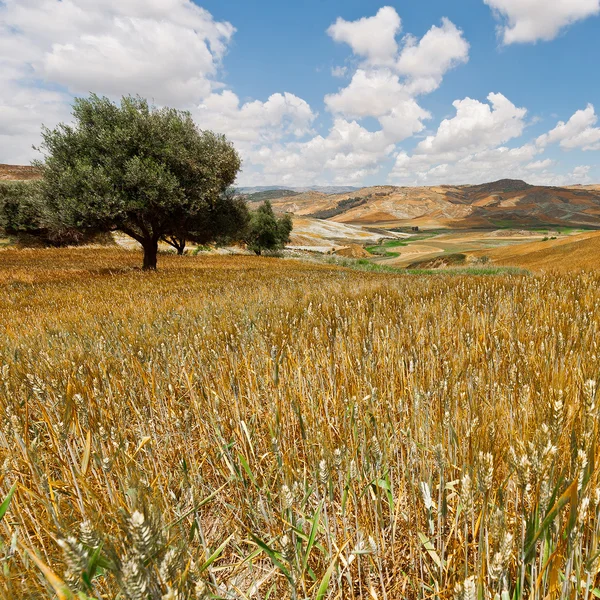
(120, 226, 144, 244)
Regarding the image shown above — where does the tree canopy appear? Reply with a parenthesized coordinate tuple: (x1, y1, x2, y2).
(38, 94, 243, 269)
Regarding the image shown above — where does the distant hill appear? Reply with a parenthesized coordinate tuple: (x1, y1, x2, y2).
(0, 164, 41, 181)
(272, 180, 600, 230)
(237, 185, 360, 195)
(242, 189, 300, 203)
(464, 179, 532, 195)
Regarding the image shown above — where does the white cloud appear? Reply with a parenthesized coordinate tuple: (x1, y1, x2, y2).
(389, 93, 540, 185)
(331, 65, 348, 78)
(525, 159, 555, 170)
(205, 7, 469, 186)
(327, 6, 402, 67)
(242, 119, 394, 186)
(323, 10, 467, 147)
(324, 69, 431, 141)
(397, 18, 469, 94)
(196, 91, 315, 145)
(1, 0, 235, 104)
(484, 0, 600, 44)
(537, 104, 600, 151)
(1, 2, 591, 187)
(392, 143, 542, 185)
(389, 94, 599, 186)
(0, 0, 319, 171)
(0, 0, 241, 162)
(571, 165, 592, 182)
(414, 93, 527, 161)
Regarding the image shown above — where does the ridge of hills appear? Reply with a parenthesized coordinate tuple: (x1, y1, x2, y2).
(237, 185, 360, 195)
(272, 179, 600, 230)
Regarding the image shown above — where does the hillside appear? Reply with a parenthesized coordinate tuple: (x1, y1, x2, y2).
(273, 179, 600, 230)
(237, 185, 359, 194)
(470, 230, 600, 271)
(0, 164, 41, 181)
(289, 215, 404, 250)
(242, 189, 300, 202)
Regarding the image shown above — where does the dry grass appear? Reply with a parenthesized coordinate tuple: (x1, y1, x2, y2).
(1, 247, 600, 599)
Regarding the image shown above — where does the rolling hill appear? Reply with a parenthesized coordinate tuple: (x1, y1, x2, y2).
(272, 179, 600, 230)
(469, 230, 600, 271)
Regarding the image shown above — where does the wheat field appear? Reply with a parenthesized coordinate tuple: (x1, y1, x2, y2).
(1, 247, 599, 600)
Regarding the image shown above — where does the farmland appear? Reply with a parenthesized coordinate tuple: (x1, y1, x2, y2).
(1, 247, 600, 599)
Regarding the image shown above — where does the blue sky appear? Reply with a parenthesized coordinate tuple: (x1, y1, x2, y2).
(1, 0, 599, 186)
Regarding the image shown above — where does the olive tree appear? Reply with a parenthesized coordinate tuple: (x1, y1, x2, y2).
(38, 94, 242, 269)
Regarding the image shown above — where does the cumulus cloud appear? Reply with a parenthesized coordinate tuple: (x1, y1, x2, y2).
(323, 8, 467, 149)
(1, 0, 235, 104)
(196, 91, 315, 145)
(484, 0, 600, 44)
(241, 8, 470, 185)
(525, 159, 555, 170)
(396, 18, 469, 94)
(414, 93, 527, 161)
(327, 7, 402, 67)
(242, 118, 395, 186)
(571, 165, 592, 182)
(389, 93, 540, 185)
(391, 143, 539, 185)
(0, 0, 240, 161)
(389, 94, 598, 186)
(390, 141, 588, 186)
(537, 104, 600, 151)
(324, 68, 431, 142)
(1, 1, 591, 187)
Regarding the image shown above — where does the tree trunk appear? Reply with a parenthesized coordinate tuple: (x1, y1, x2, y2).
(163, 236, 186, 255)
(142, 239, 158, 270)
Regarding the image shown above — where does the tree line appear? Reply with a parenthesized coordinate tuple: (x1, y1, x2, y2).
(0, 95, 292, 269)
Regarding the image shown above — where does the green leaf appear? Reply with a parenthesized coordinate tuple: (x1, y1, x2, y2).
(82, 543, 105, 589)
(302, 499, 323, 576)
(237, 452, 259, 488)
(198, 534, 234, 573)
(0, 482, 17, 522)
(249, 534, 292, 582)
(315, 559, 335, 600)
(418, 532, 443, 569)
(314, 540, 350, 600)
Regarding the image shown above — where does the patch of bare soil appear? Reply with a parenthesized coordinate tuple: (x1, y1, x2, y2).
(334, 244, 370, 258)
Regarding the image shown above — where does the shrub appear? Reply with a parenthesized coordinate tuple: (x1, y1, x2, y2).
(246, 200, 293, 255)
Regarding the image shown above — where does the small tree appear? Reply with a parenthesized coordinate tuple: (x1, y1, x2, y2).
(38, 94, 242, 269)
(0, 182, 41, 235)
(163, 189, 249, 255)
(246, 200, 293, 255)
(0, 181, 96, 245)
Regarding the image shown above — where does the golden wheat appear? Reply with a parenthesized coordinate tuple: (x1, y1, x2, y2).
(1, 247, 599, 599)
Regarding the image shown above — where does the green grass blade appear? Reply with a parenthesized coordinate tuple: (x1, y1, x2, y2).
(0, 482, 17, 522)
